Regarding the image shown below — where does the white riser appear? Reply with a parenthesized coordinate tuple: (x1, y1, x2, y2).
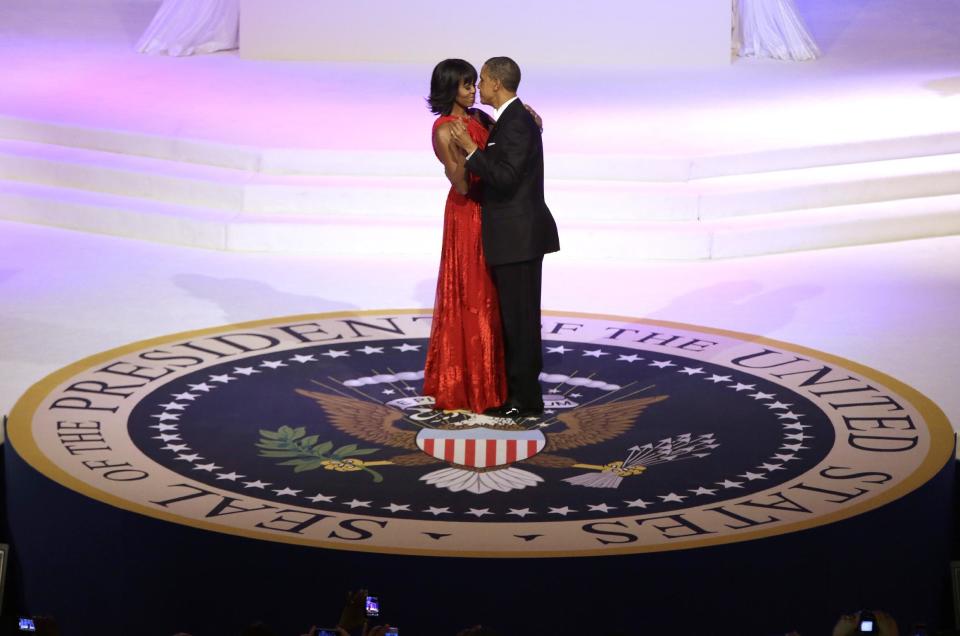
(0, 115, 265, 172)
(3, 180, 958, 260)
(0, 142, 247, 211)
(686, 133, 960, 180)
(709, 195, 960, 258)
(246, 182, 700, 220)
(243, 180, 448, 218)
(4, 114, 960, 181)
(700, 162, 960, 219)
(0, 185, 233, 250)
(2, 139, 959, 222)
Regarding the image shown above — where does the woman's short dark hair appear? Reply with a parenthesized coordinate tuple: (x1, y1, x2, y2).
(427, 58, 478, 116)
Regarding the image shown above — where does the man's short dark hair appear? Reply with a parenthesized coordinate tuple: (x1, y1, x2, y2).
(483, 56, 521, 93)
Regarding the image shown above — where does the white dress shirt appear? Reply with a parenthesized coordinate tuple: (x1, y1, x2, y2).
(466, 96, 518, 160)
(493, 95, 519, 122)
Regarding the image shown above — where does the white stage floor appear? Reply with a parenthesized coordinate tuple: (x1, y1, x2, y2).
(1, 220, 958, 449)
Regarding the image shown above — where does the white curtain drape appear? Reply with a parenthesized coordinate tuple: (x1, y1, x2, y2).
(136, 0, 240, 57)
(734, 0, 820, 61)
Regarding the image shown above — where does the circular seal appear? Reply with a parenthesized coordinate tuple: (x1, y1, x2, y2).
(8, 310, 952, 557)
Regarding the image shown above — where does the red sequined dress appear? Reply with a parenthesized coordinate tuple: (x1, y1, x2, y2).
(422, 115, 506, 412)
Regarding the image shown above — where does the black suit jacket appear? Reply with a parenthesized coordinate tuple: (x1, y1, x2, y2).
(465, 98, 560, 266)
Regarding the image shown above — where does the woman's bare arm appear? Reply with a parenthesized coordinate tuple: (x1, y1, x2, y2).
(434, 122, 469, 195)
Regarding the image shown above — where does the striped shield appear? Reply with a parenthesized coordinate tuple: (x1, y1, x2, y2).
(416, 427, 547, 469)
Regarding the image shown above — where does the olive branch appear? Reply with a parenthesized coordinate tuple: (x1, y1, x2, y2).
(256, 425, 385, 482)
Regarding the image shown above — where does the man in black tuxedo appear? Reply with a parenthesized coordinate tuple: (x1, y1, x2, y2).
(450, 56, 560, 418)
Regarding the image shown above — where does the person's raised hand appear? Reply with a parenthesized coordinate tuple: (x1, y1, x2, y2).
(875, 611, 899, 636)
(524, 104, 543, 132)
(338, 589, 368, 631)
(831, 613, 857, 636)
(448, 120, 478, 154)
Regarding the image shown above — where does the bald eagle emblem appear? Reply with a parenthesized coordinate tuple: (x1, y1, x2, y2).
(290, 382, 671, 495)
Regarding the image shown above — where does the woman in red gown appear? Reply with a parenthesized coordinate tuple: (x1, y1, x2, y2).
(422, 59, 506, 413)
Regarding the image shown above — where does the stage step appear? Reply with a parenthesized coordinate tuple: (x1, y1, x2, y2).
(560, 193, 960, 260)
(708, 193, 960, 258)
(0, 180, 239, 250)
(2, 113, 958, 259)
(1, 138, 959, 223)
(3, 179, 958, 260)
(0, 138, 449, 219)
(3, 114, 960, 181)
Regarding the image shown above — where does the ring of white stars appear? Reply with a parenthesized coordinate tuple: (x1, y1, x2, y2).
(143, 341, 814, 521)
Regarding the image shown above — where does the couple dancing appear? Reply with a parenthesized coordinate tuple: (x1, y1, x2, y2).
(422, 57, 559, 419)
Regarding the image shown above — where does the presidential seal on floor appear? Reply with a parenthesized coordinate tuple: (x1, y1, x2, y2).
(8, 310, 952, 557)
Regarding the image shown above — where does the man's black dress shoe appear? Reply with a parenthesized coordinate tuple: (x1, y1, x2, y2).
(485, 403, 544, 419)
(501, 406, 544, 419)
